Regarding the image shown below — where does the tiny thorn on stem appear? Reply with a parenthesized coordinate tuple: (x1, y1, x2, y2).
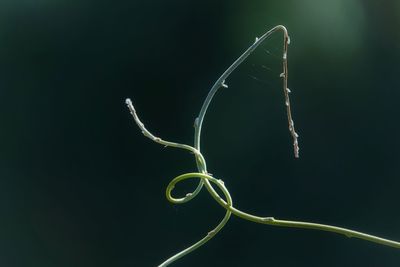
(194, 117, 199, 128)
(262, 217, 275, 222)
(207, 230, 216, 236)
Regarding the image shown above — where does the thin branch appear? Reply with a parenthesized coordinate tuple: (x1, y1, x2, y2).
(125, 98, 205, 204)
(126, 98, 232, 266)
(126, 98, 197, 154)
(281, 31, 300, 157)
(126, 25, 400, 267)
(194, 25, 299, 158)
(166, 173, 400, 249)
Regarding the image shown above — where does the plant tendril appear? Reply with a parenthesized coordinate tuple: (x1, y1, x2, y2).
(126, 25, 400, 267)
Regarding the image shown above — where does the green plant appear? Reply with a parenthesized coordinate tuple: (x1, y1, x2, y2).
(126, 25, 400, 266)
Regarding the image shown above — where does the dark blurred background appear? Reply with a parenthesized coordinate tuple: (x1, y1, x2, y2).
(1, 1, 400, 266)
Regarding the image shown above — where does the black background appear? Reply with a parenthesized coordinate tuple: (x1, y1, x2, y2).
(1, 1, 400, 266)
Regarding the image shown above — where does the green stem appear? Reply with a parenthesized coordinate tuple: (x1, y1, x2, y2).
(167, 173, 400, 249)
(194, 25, 298, 157)
(125, 25, 400, 267)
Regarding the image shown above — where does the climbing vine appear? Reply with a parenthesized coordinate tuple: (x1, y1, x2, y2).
(126, 25, 400, 266)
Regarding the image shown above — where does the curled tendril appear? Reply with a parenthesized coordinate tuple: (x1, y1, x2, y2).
(126, 25, 400, 267)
